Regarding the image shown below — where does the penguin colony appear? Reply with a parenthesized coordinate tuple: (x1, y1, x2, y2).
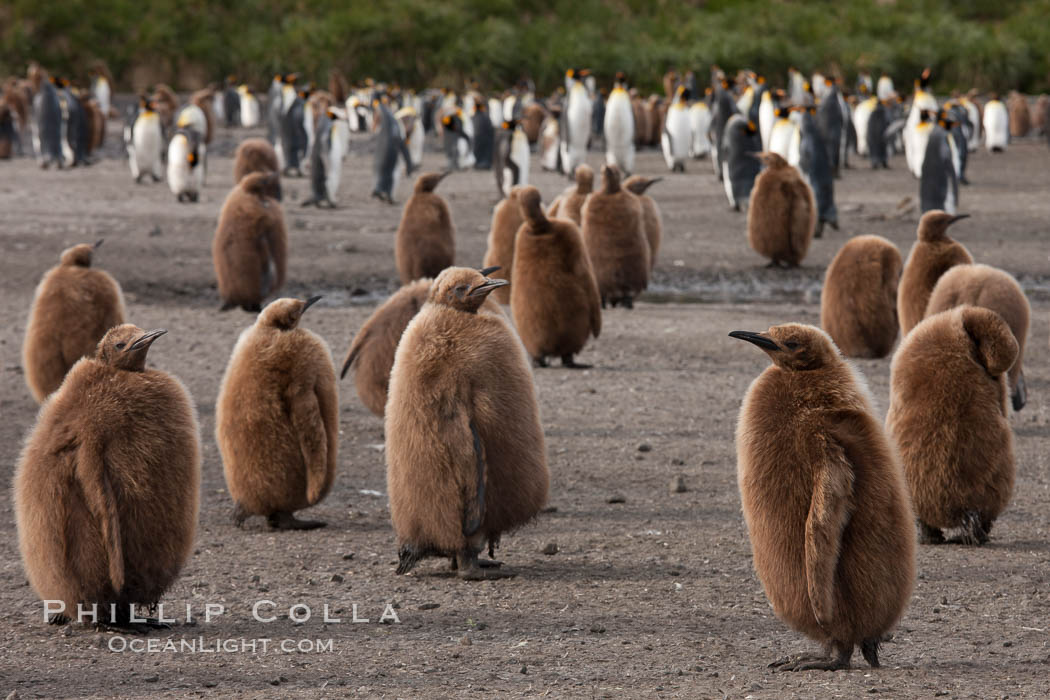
(4, 59, 1043, 677)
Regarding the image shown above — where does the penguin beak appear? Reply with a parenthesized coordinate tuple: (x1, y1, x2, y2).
(127, 329, 167, 352)
(94, 239, 104, 249)
(1012, 373, 1027, 411)
(468, 278, 509, 298)
(948, 214, 970, 225)
(728, 331, 779, 351)
(302, 295, 322, 313)
(438, 170, 453, 183)
(478, 266, 501, 276)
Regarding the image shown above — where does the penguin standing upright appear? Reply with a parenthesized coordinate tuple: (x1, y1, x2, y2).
(721, 115, 762, 211)
(919, 113, 960, 215)
(604, 73, 636, 174)
(711, 80, 739, 180)
(303, 108, 350, 207)
(561, 69, 592, 178)
(280, 87, 309, 176)
(853, 95, 876, 156)
(221, 76, 240, 127)
(689, 90, 713, 158)
(758, 88, 776, 150)
(877, 74, 895, 101)
(125, 97, 163, 183)
(590, 87, 606, 150)
(866, 99, 891, 168)
(237, 85, 260, 127)
(540, 109, 561, 172)
(396, 104, 425, 170)
(167, 127, 204, 203)
(983, 94, 1009, 152)
(372, 97, 414, 203)
(88, 62, 113, 118)
(661, 86, 691, 172)
(905, 70, 938, 177)
(440, 111, 471, 170)
(799, 107, 837, 236)
(32, 71, 64, 168)
(495, 119, 529, 198)
(817, 79, 845, 178)
(472, 100, 495, 169)
(266, 73, 286, 143)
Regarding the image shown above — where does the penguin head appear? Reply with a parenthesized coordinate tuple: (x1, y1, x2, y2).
(919, 67, 932, 89)
(755, 151, 788, 169)
(429, 267, 509, 314)
(600, 164, 622, 193)
(60, 241, 101, 267)
(442, 114, 457, 131)
(729, 324, 841, 372)
(517, 186, 549, 233)
(745, 120, 758, 134)
(501, 119, 518, 131)
(241, 170, 282, 203)
(258, 296, 322, 331)
(97, 324, 167, 372)
(623, 174, 662, 196)
(415, 171, 451, 193)
(917, 211, 969, 242)
(574, 164, 595, 193)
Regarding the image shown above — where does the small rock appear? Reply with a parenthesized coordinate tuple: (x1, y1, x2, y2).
(606, 495, 626, 504)
(459, 635, 472, 646)
(279, 677, 288, 683)
(418, 603, 440, 610)
(669, 475, 688, 493)
(590, 624, 606, 634)
(258, 585, 269, 592)
(270, 678, 281, 686)
(541, 542, 559, 556)
(474, 622, 488, 630)
(203, 681, 217, 688)
(7, 692, 20, 700)
(342, 553, 355, 560)
(148, 226, 162, 237)
(637, 443, 652, 452)
(670, 458, 686, 466)
(1003, 641, 1013, 647)
(331, 574, 344, 583)
(541, 505, 558, 514)
(144, 676, 159, 683)
(520, 664, 528, 674)
(250, 575, 260, 583)
(61, 626, 72, 637)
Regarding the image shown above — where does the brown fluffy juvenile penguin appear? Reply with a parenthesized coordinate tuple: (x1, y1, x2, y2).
(341, 279, 503, 417)
(549, 164, 595, 226)
(746, 152, 816, 268)
(581, 164, 649, 308)
(386, 267, 549, 579)
(212, 171, 287, 312)
(886, 306, 1017, 545)
(232, 138, 281, 186)
(482, 186, 526, 304)
(1007, 91, 1030, 138)
(732, 323, 915, 671)
(217, 296, 337, 530)
(190, 88, 216, 144)
(926, 264, 1030, 410)
(820, 235, 902, 358)
(23, 241, 125, 403)
(623, 174, 664, 271)
(511, 187, 601, 368)
(395, 171, 455, 284)
(14, 324, 200, 627)
(897, 210, 973, 336)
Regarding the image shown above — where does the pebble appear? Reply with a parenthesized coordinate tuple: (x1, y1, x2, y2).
(342, 553, 355, 560)
(6, 692, 20, 700)
(637, 443, 652, 452)
(331, 574, 344, 583)
(541, 542, 559, 555)
(202, 682, 217, 688)
(606, 495, 626, 504)
(669, 475, 688, 493)
(590, 624, 606, 634)
(144, 676, 159, 683)
(418, 603, 440, 610)
(520, 665, 528, 674)
(459, 635, 472, 646)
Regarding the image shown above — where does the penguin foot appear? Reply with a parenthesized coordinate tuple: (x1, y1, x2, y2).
(48, 613, 70, 625)
(457, 552, 514, 581)
(860, 637, 881, 668)
(561, 355, 592, 369)
(533, 355, 549, 368)
(95, 618, 172, 634)
(960, 177, 970, 186)
(150, 174, 162, 182)
(242, 303, 262, 313)
(266, 512, 327, 531)
(620, 296, 634, 310)
(828, 219, 839, 231)
(918, 520, 946, 545)
(953, 511, 989, 546)
(769, 647, 851, 672)
(232, 503, 248, 528)
(301, 198, 317, 207)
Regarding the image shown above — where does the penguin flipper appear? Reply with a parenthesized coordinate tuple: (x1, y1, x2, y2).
(462, 420, 487, 538)
(883, 119, 906, 142)
(75, 439, 125, 592)
(804, 432, 855, 630)
(289, 383, 332, 505)
(341, 328, 369, 379)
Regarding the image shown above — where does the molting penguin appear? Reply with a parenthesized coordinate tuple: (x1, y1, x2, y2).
(623, 175, 663, 270)
(604, 72, 636, 174)
(482, 187, 527, 303)
(721, 115, 762, 211)
(386, 267, 549, 579)
(233, 137, 280, 184)
(495, 118, 529, 198)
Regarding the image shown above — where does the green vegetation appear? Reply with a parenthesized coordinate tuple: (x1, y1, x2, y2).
(2, 0, 1048, 94)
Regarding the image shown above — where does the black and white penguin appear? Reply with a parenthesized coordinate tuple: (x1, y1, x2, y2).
(303, 108, 350, 207)
(372, 97, 414, 204)
(32, 75, 64, 168)
(799, 107, 837, 236)
(222, 76, 240, 127)
(919, 113, 960, 215)
(472, 100, 495, 169)
(662, 85, 691, 172)
(942, 101, 971, 184)
(816, 79, 845, 178)
(591, 87, 606, 150)
(712, 80, 738, 181)
(604, 72, 635, 173)
(167, 126, 204, 202)
(983, 94, 1009, 152)
(280, 87, 309, 177)
(441, 110, 471, 170)
(561, 69, 592, 178)
(866, 98, 892, 169)
(721, 114, 761, 211)
(495, 118, 529, 198)
(125, 97, 164, 183)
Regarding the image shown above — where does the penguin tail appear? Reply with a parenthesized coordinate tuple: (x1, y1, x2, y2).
(75, 441, 125, 593)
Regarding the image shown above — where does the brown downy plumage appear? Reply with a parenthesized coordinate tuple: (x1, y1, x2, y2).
(1007, 91, 1030, 138)
(631, 91, 650, 146)
(521, 103, 545, 144)
(386, 267, 549, 579)
(820, 235, 902, 358)
(233, 138, 281, 185)
(190, 88, 215, 144)
(328, 69, 349, 104)
(886, 305, 1017, 545)
(341, 279, 502, 417)
(897, 210, 973, 336)
(23, 241, 125, 403)
(78, 94, 105, 154)
(395, 171, 455, 284)
(482, 186, 526, 304)
(925, 264, 1030, 411)
(732, 323, 915, 671)
(623, 174, 664, 271)
(511, 186, 601, 368)
(647, 95, 665, 146)
(746, 152, 816, 268)
(212, 171, 287, 312)
(150, 84, 178, 130)
(581, 164, 649, 308)
(217, 296, 338, 530)
(551, 164, 595, 227)
(15, 324, 200, 627)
